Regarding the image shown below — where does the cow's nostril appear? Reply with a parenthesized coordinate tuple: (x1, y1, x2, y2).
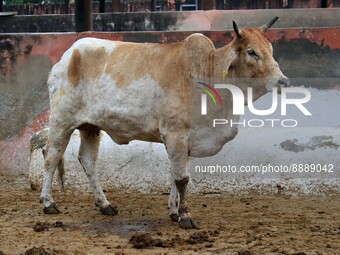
(278, 77, 290, 87)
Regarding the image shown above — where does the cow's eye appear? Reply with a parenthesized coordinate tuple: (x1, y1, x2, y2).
(247, 49, 258, 58)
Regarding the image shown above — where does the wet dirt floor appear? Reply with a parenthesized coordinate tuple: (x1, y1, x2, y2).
(0, 172, 339, 255)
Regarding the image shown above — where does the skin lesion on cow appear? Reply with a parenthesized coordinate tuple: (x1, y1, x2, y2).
(50, 87, 66, 109)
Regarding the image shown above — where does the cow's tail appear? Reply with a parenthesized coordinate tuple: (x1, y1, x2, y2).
(40, 128, 65, 191)
(57, 156, 65, 191)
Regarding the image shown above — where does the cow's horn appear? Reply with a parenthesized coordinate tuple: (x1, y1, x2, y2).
(233, 21, 242, 38)
(260, 16, 279, 32)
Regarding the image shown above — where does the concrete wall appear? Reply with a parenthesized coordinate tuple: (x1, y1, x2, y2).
(1, 8, 340, 33)
(0, 10, 339, 194)
(3, 0, 340, 15)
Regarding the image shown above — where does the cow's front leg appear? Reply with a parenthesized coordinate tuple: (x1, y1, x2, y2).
(175, 176, 198, 229)
(165, 135, 198, 229)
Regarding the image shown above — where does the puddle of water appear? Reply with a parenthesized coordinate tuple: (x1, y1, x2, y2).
(73, 219, 156, 237)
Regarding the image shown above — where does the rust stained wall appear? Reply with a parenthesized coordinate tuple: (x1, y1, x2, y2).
(291, 0, 323, 8)
(0, 28, 339, 174)
(0, 34, 77, 173)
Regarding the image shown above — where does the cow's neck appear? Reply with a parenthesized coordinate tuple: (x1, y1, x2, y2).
(212, 44, 265, 104)
(212, 45, 230, 80)
(188, 44, 244, 157)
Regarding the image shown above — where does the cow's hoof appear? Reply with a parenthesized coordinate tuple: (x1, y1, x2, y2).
(170, 213, 179, 222)
(100, 204, 118, 216)
(43, 203, 61, 214)
(179, 217, 199, 229)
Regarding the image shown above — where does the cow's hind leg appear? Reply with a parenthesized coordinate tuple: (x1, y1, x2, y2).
(40, 128, 72, 214)
(166, 135, 198, 229)
(168, 180, 179, 222)
(78, 126, 118, 216)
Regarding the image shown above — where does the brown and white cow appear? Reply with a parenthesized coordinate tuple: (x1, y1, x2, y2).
(40, 17, 289, 229)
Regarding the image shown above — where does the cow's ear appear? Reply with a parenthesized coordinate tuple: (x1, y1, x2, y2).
(260, 16, 279, 32)
(233, 21, 242, 38)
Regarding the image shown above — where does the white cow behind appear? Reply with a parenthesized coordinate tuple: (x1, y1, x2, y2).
(40, 17, 289, 228)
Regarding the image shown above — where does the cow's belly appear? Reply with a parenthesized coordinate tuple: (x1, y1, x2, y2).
(76, 74, 165, 144)
(96, 115, 162, 145)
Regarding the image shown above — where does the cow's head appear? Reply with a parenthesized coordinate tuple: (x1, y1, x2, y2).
(225, 17, 289, 99)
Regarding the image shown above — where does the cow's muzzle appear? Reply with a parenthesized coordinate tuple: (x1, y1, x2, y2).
(277, 76, 290, 94)
(278, 76, 290, 87)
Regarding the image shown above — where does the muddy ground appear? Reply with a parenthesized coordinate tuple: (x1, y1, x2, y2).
(0, 172, 339, 255)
